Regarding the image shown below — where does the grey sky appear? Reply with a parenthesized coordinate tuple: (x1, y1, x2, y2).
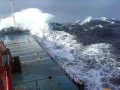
(0, 0, 120, 23)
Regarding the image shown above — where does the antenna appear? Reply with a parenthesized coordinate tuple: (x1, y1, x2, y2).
(9, 0, 16, 30)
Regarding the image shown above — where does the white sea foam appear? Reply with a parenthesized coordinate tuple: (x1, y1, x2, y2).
(80, 16, 93, 25)
(77, 16, 115, 25)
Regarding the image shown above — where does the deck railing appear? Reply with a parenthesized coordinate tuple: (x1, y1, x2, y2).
(34, 36, 84, 89)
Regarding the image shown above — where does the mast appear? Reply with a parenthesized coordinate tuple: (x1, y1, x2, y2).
(9, 0, 16, 29)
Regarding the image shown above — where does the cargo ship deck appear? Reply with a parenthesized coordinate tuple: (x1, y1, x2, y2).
(1, 34, 79, 90)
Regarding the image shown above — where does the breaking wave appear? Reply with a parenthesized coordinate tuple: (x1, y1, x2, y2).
(0, 8, 54, 36)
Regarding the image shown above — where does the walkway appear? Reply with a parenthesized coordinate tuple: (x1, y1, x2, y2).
(3, 34, 79, 90)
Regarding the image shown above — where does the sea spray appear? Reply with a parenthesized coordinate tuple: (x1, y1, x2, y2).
(0, 8, 54, 37)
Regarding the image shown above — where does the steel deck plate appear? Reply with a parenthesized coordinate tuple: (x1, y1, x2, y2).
(2, 34, 79, 90)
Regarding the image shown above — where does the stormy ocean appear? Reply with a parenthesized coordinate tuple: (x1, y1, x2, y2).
(0, 8, 120, 90)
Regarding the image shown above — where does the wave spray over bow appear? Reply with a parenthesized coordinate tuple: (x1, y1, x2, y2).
(0, 8, 54, 37)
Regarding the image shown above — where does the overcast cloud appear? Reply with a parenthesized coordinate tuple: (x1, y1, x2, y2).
(0, 0, 120, 23)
